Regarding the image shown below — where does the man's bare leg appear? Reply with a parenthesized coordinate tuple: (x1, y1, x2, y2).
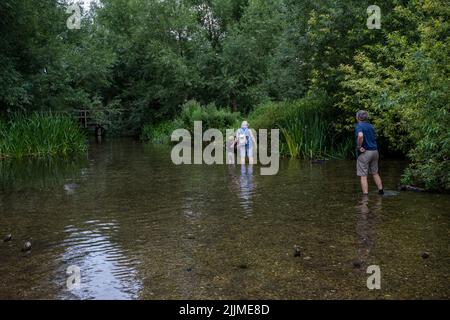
(360, 176, 369, 195)
(373, 174, 384, 193)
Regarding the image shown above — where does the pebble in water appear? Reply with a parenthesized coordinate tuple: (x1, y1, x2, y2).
(3, 234, 12, 242)
(421, 252, 430, 259)
(293, 245, 302, 257)
(22, 241, 32, 252)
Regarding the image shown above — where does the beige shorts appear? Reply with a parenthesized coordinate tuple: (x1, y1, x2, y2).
(357, 150, 379, 176)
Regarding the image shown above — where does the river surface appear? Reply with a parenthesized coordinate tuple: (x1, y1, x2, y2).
(0, 139, 448, 299)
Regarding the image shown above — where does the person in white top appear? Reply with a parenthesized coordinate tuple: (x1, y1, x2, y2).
(236, 121, 257, 165)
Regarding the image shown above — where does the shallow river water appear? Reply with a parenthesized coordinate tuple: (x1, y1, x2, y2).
(0, 139, 448, 299)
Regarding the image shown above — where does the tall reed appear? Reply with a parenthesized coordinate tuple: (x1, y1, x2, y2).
(279, 102, 329, 159)
(0, 112, 87, 159)
(250, 98, 354, 160)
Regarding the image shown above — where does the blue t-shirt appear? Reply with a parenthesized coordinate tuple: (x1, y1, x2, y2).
(355, 122, 378, 151)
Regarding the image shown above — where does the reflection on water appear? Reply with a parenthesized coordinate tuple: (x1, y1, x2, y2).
(0, 156, 88, 192)
(59, 221, 141, 299)
(64, 183, 79, 195)
(0, 139, 449, 299)
(355, 195, 381, 268)
(238, 165, 255, 215)
(227, 164, 256, 215)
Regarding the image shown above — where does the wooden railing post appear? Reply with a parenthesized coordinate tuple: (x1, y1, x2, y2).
(84, 109, 88, 128)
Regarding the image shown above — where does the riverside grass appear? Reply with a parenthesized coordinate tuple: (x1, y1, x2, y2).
(0, 113, 87, 159)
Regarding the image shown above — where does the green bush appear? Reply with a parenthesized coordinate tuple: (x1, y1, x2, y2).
(0, 112, 87, 158)
(177, 100, 240, 132)
(401, 109, 450, 191)
(247, 101, 287, 131)
(142, 100, 241, 143)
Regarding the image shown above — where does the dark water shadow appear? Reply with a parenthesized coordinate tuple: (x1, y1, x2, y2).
(0, 156, 89, 193)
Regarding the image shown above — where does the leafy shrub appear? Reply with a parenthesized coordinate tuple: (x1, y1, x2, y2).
(177, 100, 240, 131)
(247, 101, 287, 131)
(142, 100, 241, 143)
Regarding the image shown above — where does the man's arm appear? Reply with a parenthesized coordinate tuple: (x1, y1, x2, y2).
(357, 132, 366, 153)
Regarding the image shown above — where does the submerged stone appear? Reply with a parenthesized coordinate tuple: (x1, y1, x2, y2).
(421, 252, 430, 259)
(398, 184, 426, 193)
(3, 234, 12, 242)
(293, 245, 302, 257)
(22, 241, 32, 252)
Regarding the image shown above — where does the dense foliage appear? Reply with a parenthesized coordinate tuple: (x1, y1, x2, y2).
(0, 0, 448, 190)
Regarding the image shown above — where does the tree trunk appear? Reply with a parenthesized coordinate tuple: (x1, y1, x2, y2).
(231, 97, 237, 113)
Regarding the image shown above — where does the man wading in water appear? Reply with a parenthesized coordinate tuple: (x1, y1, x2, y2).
(355, 110, 384, 195)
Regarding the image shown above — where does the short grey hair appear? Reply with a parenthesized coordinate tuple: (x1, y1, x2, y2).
(356, 110, 369, 121)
